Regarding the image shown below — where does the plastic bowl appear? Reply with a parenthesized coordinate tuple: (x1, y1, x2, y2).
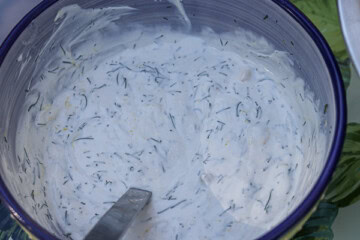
(0, 0, 346, 239)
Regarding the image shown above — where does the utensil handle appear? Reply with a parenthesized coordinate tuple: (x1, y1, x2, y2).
(84, 188, 152, 240)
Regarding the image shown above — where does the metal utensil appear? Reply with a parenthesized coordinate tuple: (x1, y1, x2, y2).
(84, 188, 152, 240)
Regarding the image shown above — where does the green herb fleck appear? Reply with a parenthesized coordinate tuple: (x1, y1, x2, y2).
(324, 104, 328, 114)
(31, 189, 35, 201)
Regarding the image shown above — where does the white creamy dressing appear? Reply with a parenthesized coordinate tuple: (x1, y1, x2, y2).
(13, 4, 327, 240)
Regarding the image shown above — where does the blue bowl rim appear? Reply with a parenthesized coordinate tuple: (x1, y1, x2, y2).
(0, 0, 347, 239)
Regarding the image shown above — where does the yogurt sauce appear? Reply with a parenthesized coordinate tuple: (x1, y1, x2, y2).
(15, 4, 327, 240)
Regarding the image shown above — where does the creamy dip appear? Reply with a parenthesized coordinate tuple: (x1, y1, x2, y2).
(14, 4, 326, 240)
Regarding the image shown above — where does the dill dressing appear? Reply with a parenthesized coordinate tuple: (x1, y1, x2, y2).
(14, 5, 327, 240)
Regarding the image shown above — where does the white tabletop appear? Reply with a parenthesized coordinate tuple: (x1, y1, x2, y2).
(338, 0, 360, 76)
